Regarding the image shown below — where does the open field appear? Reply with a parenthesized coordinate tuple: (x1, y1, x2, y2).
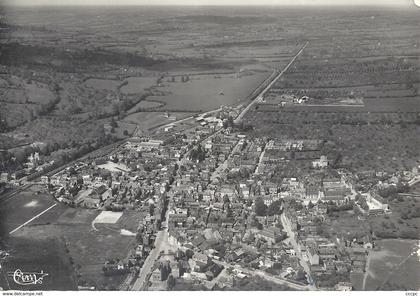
(363, 239, 420, 290)
(85, 78, 122, 91)
(120, 77, 156, 95)
(0, 185, 141, 290)
(150, 72, 270, 111)
(1, 237, 77, 290)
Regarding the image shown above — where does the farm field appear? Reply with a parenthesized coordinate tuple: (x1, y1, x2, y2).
(363, 97, 420, 112)
(120, 77, 156, 95)
(85, 78, 122, 91)
(150, 72, 271, 111)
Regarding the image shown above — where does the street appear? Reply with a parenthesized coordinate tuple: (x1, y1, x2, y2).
(236, 41, 310, 121)
(280, 213, 314, 287)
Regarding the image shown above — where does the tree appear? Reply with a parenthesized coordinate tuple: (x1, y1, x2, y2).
(267, 200, 281, 216)
(295, 270, 306, 281)
(254, 197, 267, 216)
(226, 206, 233, 218)
(110, 117, 118, 128)
(308, 201, 315, 209)
(149, 203, 155, 216)
(14, 149, 29, 164)
(159, 261, 171, 281)
(190, 145, 206, 162)
(0, 112, 8, 132)
(223, 194, 230, 204)
(167, 274, 176, 290)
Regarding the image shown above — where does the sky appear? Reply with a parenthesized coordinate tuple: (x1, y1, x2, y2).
(2, 0, 416, 6)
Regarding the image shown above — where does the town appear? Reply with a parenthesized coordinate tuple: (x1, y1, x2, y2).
(1, 4, 420, 292)
(3, 99, 416, 291)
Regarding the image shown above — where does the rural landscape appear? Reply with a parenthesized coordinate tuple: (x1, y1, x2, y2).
(0, 2, 419, 292)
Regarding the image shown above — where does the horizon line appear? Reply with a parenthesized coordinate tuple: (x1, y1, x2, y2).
(3, 3, 414, 7)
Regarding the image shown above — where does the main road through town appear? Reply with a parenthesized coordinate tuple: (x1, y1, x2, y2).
(236, 41, 309, 121)
(280, 213, 316, 288)
(131, 41, 310, 290)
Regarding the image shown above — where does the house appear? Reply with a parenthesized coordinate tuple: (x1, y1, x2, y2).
(365, 192, 390, 215)
(261, 195, 274, 207)
(322, 188, 348, 203)
(216, 273, 234, 289)
(205, 270, 214, 281)
(103, 259, 128, 276)
(305, 187, 320, 201)
(0, 172, 9, 183)
(323, 178, 343, 188)
(192, 253, 211, 271)
(256, 227, 281, 244)
(335, 282, 353, 291)
(312, 155, 328, 168)
(11, 170, 25, 180)
(82, 175, 93, 185)
(306, 247, 320, 266)
(363, 242, 373, 249)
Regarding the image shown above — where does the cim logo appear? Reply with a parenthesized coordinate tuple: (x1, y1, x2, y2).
(8, 269, 48, 286)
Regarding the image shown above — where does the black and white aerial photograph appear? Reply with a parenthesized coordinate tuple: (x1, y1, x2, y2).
(0, 0, 419, 293)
